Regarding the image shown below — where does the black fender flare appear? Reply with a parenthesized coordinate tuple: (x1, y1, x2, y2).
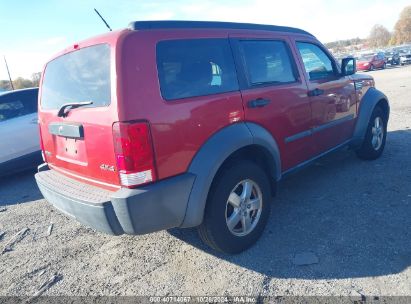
(180, 122, 281, 228)
(351, 87, 390, 148)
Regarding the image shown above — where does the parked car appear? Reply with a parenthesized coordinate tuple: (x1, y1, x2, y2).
(356, 52, 386, 71)
(399, 48, 411, 65)
(35, 21, 389, 254)
(0, 88, 42, 176)
(385, 50, 400, 65)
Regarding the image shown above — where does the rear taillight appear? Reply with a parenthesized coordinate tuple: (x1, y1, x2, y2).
(112, 121, 157, 188)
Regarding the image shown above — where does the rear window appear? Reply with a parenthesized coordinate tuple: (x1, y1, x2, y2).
(41, 44, 111, 110)
(156, 39, 239, 100)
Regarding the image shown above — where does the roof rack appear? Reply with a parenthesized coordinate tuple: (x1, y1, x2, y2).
(128, 20, 314, 37)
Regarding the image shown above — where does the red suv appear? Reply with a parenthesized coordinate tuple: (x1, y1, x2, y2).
(35, 21, 389, 253)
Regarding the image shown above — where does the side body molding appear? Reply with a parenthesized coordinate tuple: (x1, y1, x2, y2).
(180, 122, 281, 228)
(351, 87, 390, 148)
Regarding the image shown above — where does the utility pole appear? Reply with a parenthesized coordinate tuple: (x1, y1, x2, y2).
(3, 56, 14, 90)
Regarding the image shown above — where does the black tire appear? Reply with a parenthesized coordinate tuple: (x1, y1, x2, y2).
(356, 106, 387, 160)
(198, 161, 271, 254)
(369, 64, 375, 71)
(382, 62, 386, 69)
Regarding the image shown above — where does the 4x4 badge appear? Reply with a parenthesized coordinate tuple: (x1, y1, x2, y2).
(100, 164, 115, 172)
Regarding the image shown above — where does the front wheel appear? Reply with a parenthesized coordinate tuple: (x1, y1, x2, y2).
(356, 106, 387, 160)
(198, 161, 271, 254)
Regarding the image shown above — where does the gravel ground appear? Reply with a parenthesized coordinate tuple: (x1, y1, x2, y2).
(0, 65, 410, 297)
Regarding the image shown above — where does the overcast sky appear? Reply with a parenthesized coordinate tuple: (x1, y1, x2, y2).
(0, 0, 409, 79)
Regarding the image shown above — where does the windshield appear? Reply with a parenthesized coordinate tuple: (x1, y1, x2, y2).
(358, 55, 373, 61)
(41, 44, 111, 110)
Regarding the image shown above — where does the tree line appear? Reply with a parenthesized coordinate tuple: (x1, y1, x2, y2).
(0, 72, 41, 91)
(325, 5, 410, 50)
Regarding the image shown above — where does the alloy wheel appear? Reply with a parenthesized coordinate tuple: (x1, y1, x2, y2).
(225, 179, 263, 237)
(371, 116, 384, 151)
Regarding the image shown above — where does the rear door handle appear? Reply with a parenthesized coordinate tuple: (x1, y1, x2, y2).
(247, 98, 271, 108)
(307, 88, 324, 97)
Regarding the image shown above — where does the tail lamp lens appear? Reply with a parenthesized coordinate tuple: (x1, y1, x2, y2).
(112, 121, 156, 188)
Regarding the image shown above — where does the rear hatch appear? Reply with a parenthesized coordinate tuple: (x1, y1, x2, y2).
(39, 43, 120, 189)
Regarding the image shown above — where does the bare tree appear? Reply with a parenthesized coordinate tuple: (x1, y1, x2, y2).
(368, 24, 391, 48)
(392, 6, 411, 45)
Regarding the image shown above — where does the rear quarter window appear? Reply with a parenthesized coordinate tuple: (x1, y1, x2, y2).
(156, 39, 239, 101)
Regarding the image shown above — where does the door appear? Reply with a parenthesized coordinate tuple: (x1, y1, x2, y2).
(0, 90, 39, 164)
(294, 40, 357, 154)
(230, 35, 314, 171)
(376, 53, 386, 68)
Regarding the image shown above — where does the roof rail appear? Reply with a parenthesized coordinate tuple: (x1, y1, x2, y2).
(128, 20, 314, 37)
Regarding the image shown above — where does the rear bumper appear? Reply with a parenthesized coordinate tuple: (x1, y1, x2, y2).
(35, 168, 195, 235)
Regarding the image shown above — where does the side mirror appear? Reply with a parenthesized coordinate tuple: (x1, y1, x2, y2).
(341, 57, 356, 76)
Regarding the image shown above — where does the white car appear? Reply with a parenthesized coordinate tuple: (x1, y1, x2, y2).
(400, 51, 411, 65)
(0, 88, 42, 175)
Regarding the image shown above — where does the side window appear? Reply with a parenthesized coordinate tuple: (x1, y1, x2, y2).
(21, 90, 38, 114)
(240, 40, 297, 85)
(0, 95, 28, 122)
(296, 42, 335, 81)
(156, 39, 239, 100)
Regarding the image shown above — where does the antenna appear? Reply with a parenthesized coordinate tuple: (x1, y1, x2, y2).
(3, 56, 14, 90)
(94, 8, 112, 31)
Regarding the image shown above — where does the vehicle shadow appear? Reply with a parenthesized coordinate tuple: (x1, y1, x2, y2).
(0, 169, 42, 206)
(169, 129, 411, 279)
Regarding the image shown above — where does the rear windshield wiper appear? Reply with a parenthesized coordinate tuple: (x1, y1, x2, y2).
(57, 101, 93, 117)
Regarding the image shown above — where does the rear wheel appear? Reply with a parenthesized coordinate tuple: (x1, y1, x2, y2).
(382, 62, 386, 69)
(356, 106, 387, 160)
(198, 161, 271, 254)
